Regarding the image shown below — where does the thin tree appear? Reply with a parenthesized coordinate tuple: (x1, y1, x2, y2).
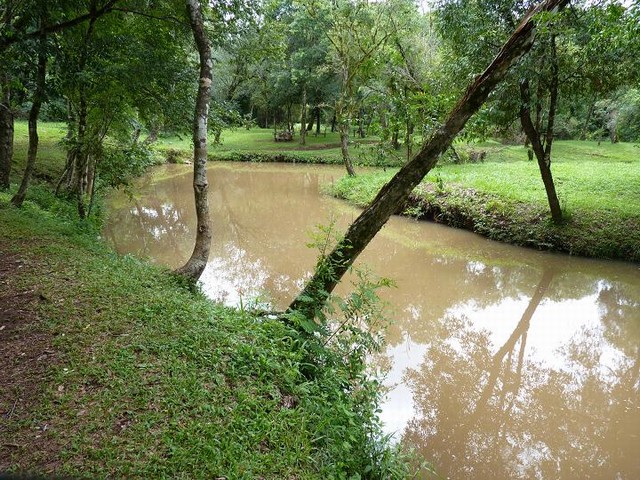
(11, 29, 47, 207)
(175, 0, 212, 282)
(519, 34, 563, 223)
(288, 0, 570, 320)
(0, 0, 122, 190)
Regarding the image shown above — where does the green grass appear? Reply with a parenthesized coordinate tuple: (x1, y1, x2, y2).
(157, 127, 406, 166)
(331, 141, 640, 261)
(12, 121, 67, 183)
(3, 123, 416, 477)
(0, 189, 409, 478)
(334, 140, 640, 217)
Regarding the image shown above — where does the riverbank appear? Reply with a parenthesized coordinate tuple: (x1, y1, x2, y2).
(157, 127, 640, 262)
(0, 125, 409, 477)
(9, 122, 639, 264)
(330, 153, 640, 262)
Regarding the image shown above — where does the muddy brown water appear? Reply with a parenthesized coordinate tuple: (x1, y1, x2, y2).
(104, 162, 640, 479)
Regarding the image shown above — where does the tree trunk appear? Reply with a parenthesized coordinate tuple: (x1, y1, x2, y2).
(405, 121, 414, 162)
(0, 75, 13, 190)
(391, 127, 400, 150)
(339, 121, 355, 176)
(307, 106, 315, 132)
(520, 85, 562, 223)
(330, 113, 336, 132)
(300, 86, 307, 146)
(11, 34, 47, 207)
(358, 109, 365, 138)
(580, 92, 596, 141)
(287, 0, 569, 320)
(74, 91, 89, 219)
(315, 107, 321, 136)
(175, 0, 212, 282)
(519, 36, 563, 224)
(143, 125, 159, 145)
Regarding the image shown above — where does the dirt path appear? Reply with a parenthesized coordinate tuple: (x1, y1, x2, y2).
(0, 248, 61, 472)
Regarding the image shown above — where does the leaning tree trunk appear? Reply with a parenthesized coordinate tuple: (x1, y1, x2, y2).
(175, 0, 212, 282)
(12, 34, 47, 207)
(288, 0, 570, 320)
(0, 75, 13, 190)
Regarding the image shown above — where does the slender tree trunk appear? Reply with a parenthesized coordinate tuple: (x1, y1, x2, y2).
(519, 36, 563, 224)
(175, 0, 212, 282)
(330, 113, 337, 132)
(143, 125, 159, 145)
(520, 85, 562, 223)
(315, 107, 321, 136)
(74, 92, 89, 219)
(405, 121, 414, 162)
(307, 106, 315, 132)
(580, 92, 596, 141)
(358, 108, 365, 138)
(300, 86, 307, 146)
(287, 0, 569, 320)
(0, 75, 13, 190)
(391, 127, 400, 150)
(339, 120, 355, 176)
(12, 34, 47, 207)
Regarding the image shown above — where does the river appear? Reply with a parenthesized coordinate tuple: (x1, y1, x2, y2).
(104, 162, 640, 479)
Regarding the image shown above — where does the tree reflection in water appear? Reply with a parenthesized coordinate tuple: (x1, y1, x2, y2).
(403, 269, 640, 479)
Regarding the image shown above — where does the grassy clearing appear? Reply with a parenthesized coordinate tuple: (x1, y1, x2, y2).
(157, 127, 406, 167)
(331, 141, 640, 261)
(11, 121, 67, 184)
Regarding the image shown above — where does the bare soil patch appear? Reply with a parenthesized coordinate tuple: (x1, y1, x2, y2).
(0, 250, 61, 472)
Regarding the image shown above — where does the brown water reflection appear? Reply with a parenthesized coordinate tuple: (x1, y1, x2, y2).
(104, 163, 640, 479)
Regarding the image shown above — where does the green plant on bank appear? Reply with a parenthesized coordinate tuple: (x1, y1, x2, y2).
(284, 221, 413, 478)
(0, 191, 414, 478)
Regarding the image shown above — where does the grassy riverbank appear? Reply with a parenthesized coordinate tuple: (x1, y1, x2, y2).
(165, 126, 640, 262)
(160, 127, 404, 167)
(0, 190, 407, 478)
(331, 141, 640, 262)
(1, 124, 410, 478)
(9, 122, 639, 263)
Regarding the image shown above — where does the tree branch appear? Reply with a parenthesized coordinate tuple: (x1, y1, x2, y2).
(111, 7, 187, 26)
(0, 0, 122, 51)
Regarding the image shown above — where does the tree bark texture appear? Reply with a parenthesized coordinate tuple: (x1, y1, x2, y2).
(288, 0, 570, 320)
(12, 34, 47, 207)
(0, 75, 13, 190)
(175, 0, 212, 282)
